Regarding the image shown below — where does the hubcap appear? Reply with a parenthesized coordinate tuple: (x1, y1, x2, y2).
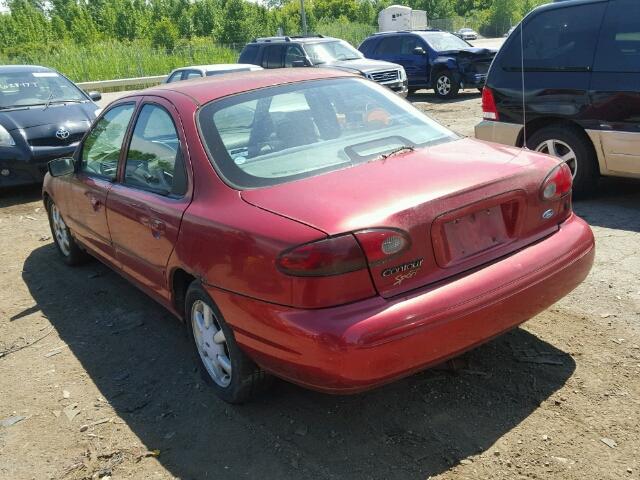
(535, 139, 578, 179)
(437, 75, 451, 96)
(51, 203, 71, 256)
(191, 300, 232, 388)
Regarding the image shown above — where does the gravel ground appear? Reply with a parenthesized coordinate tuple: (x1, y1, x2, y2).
(1, 91, 639, 480)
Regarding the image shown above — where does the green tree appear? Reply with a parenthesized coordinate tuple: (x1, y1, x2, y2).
(151, 16, 179, 50)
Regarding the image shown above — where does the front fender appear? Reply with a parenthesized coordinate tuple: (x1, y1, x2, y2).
(431, 57, 461, 85)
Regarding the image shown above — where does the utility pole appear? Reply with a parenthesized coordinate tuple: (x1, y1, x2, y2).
(300, 0, 308, 36)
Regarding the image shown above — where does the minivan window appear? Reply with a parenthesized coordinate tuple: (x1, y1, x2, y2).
(501, 3, 606, 71)
(199, 78, 455, 189)
(238, 44, 259, 64)
(594, 0, 640, 73)
(263, 45, 285, 69)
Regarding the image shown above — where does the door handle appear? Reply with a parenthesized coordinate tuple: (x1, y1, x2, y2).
(88, 194, 101, 211)
(150, 219, 166, 239)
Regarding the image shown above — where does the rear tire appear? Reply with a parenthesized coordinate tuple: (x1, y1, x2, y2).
(433, 71, 460, 99)
(185, 281, 272, 404)
(46, 197, 89, 266)
(527, 125, 598, 198)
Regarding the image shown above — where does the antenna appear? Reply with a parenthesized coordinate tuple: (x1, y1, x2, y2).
(520, 21, 528, 150)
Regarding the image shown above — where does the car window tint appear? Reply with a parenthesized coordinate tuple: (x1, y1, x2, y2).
(185, 70, 202, 80)
(263, 45, 284, 68)
(400, 36, 419, 55)
(239, 44, 259, 64)
(284, 45, 306, 67)
(375, 36, 401, 55)
(200, 78, 455, 189)
(594, 0, 640, 73)
(167, 72, 182, 83)
(501, 3, 606, 71)
(124, 104, 187, 196)
(80, 104, 135, 179)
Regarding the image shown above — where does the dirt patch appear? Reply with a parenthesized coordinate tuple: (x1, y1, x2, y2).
(1, 94, 639, 480)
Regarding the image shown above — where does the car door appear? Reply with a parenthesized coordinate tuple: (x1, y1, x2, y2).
(64, 102, 136, 263)
(106, 98, 191, 300)
(590, 0, 640, 176)
(369, 35, 402, 65)
(398, 35, 430, 87)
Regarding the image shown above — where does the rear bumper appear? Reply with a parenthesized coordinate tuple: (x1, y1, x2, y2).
(206, 214, 594, 394)
(475, 120, 522, 146)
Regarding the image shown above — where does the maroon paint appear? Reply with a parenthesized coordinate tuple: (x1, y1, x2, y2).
(43, 69, 595, 394)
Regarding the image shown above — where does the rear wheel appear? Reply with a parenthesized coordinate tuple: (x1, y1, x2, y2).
(527, 125, 598, 198)
(434, 71, 459, 99)
(186, 281, 272, 403)
(47, 198, 88, 266)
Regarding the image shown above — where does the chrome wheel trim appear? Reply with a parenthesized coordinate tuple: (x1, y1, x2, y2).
(51, 203, 71, 256)
(191, 300, 232, 388)
(535, 139, 578, 179)
(436, 75, 451, 96)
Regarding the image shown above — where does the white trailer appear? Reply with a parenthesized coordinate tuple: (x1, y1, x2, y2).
(378, 5, 428, 32)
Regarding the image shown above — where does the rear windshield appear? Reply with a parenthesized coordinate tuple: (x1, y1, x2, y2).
(198, 78, 456, 189)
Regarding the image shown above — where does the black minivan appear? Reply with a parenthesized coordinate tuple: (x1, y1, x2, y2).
(475, 0, 640, 195)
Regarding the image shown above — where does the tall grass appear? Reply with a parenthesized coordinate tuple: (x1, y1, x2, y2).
(0, 38, 242, 83)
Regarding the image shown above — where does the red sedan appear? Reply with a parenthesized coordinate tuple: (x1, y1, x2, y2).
(43, 69, 595, 403)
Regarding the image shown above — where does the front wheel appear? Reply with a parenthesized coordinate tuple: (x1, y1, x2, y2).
(186, 281, 272, 404)
(527, 125, 598, 198)
(47, 198, 88, 266)
(434, 71, 460, 99)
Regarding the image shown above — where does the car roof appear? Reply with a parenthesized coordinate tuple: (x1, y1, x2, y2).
(370, 29, 441, 37)
(131, 68, 355, 105)
(173, 64, 262, 73)
(0, 65, 55, 74)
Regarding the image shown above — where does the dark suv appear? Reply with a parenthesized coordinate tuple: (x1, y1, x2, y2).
(358, 30, 496, 99)
(238, 35, 408, 97)
(476, 0, 640, 195)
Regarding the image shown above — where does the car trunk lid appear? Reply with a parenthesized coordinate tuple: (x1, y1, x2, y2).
(241, 138, 567, 298)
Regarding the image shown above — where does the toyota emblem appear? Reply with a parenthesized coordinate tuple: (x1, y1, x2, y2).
(55, 127, 70, 140)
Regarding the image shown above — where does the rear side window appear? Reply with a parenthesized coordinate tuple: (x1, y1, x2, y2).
(124, 104, 187, 196)
(594, 0, 640, 73)
(501, 3, 606, 71)
(375, 36, 401, 55)
(239, 44, 259, 64)
(184, 70, 202, 80)
(262, 45, 285, 69)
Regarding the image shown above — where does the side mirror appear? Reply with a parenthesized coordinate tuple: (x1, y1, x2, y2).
(291, 59, 308, 68)
(48, 157, 75, 177)
(88, 91, 102, 102)
(413, 47, 426, 56)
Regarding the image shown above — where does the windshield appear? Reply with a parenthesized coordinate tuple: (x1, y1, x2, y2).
(0, 71, 86, 109)
(304, 40, 363, 65)
(198, 78, 456, 189)
(422, 32, 471, 51)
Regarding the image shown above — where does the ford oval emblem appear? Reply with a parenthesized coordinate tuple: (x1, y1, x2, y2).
(542, 209, 555, 220)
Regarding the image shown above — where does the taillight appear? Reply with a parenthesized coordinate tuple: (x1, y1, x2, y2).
(277, 234, 367, 277)
(354, 228, 411, 265)
(482, 87, 499, 121)
(540, 163, 573, 201)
